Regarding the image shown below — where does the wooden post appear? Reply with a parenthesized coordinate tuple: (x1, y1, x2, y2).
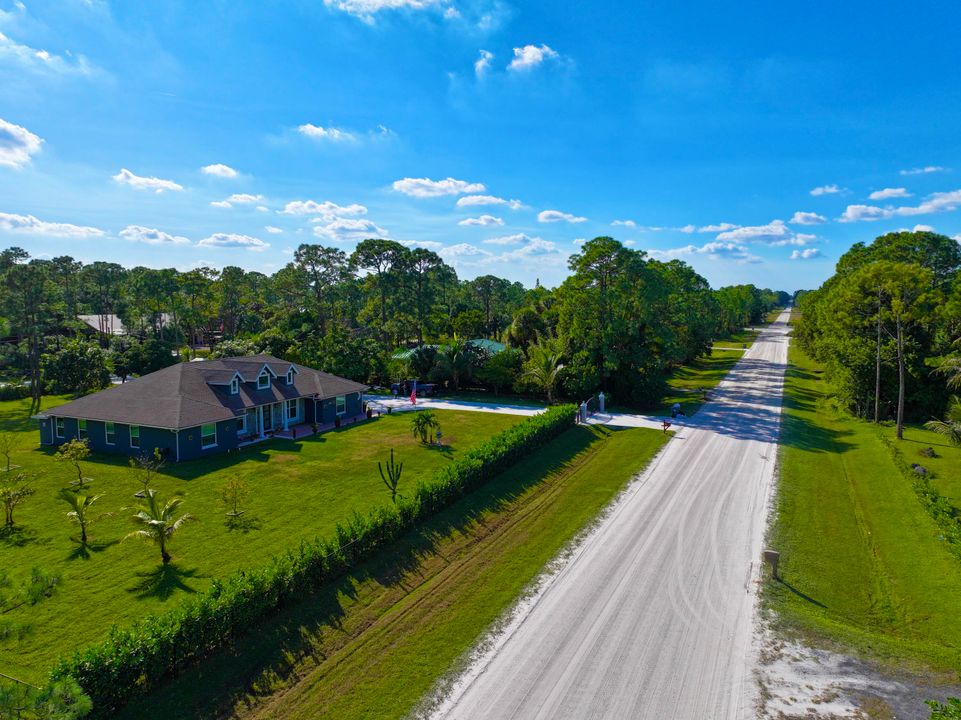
(763, 549, 780, 580)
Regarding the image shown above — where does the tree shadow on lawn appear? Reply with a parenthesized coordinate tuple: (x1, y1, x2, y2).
(0, 525, 49, 548)
(129, 563, 204, 601)
(66, 538, 118, 561)
(111, 425, 604, 720)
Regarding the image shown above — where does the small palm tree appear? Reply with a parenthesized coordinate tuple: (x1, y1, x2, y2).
(59, 489, 105, 545)
(925, 397, 961, 446)
(522, 341, 565, 404)
(411, 410, 440, 444)
(934, 355, 961, 391)
(124, 490, 195, 565)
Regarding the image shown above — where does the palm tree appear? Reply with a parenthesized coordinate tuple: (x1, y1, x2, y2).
(522, 341, 565, 404)
(411, 410, 440, 444)
(934, 354, 961, 391)
(434, 336, 474, 391)
(59, 489, 104, 545)
(925, 397, 961, 446)
(124, 489, 195, 564)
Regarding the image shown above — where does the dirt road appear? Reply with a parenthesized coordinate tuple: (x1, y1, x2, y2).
(428, 310, 792, 720)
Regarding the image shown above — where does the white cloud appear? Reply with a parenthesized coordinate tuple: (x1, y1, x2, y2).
(119, 225, 191, 246)
(210, 200, 232, 208)
(200, 163, 239, 178)
(297, 124, 356, 142)
(475, 49, 493, 77)
(113, 168, 183, 193)
(611, 219, 637, 228)
(280, 199, 368, 220)
(398, 239, 444, 250)
(649, 240, 761, 264)
(323, 0, 447, 21)
(458, 214, 503, 227)
(838, 204, 890, 222)
(839, 190, 961, 222)
(0, 117, 42, 169)
(953, 234, 961, 243)
(508, 44, 559, 71)
(791, 248, 822, 260)
(264, 225, 284, 234)
(869, 187, 911, 200)
(256, 205, 269, 212)
(678, 224, 696, 234)
(456, 194, 523, 209)
(900, 166, 946, 176)
(789, 211, 826, 225)
(439, 242, 492, 259)
(228, 193, 264, 204)
(716, 219, 793, 244)
(0, 31, 94, 77)
(197, 233, 270, 251)
(0, 211, 104, 238)
(572, 238, 587, 246)
(484, 233, 533, 245)
(697, 223, 739, 232)
(538, 209, 587, 223)
(392, 176, 486, 198)
(313, 217, 388, 242)
(912, 224, 935, 232)
(810, 184, 841, 196)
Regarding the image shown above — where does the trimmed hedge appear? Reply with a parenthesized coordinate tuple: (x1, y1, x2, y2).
(51, 404, 576, 717)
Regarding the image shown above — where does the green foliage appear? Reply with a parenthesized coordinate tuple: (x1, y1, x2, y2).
(0, 675, 92, 720)
(59, 490, 105, 545)
(928, 698, 961, 719)
(41, 340, 110, 395)
(1, 474, 34, 527)
(0, 567, 61, 613)
(520, 340, 565, 403)
(476, 348, 523, 394)
(51, 406, 575, 717)
(924, 397, 961, 446)
(55, 440, 90, 489)
(123, 490, 195, 565)
(220, 477, 249, 517)
(378, 448, 404, 503)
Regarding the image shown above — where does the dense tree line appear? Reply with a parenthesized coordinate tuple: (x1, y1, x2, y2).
(0, 238, 787, 408)
(794, 230, 961, 437)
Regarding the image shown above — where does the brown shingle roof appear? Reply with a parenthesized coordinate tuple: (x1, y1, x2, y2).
(43, 354, 368, 429)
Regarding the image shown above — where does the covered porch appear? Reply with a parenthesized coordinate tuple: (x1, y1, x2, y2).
(237, 411, 368, 447)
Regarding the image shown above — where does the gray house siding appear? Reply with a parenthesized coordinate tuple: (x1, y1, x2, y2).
(177, 418, 242, 461)
(317, 391, 362, 424)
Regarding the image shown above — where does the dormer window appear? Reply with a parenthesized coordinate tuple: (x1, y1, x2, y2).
(257, 371, 270, 390)
(286, 369, 294, 386)
(230, 377, 239, 395)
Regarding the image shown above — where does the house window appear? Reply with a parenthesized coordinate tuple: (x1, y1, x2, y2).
(286, 369, 294, 385)
(130, 425, 141, 448)
(78, 419, 88, 440)
(335, 395, 346, 416)
(230, 377, 239, 395)
(105, 422, 116, 445)
(201, 423, 217, 448)
(237, 415, 246, 435)
(287, 398, 298, 421)
(257, 372, 270, 390)
(55, 417, 65, 439)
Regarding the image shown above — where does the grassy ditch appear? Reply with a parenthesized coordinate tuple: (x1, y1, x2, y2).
(0, 397, 522, 682)
(766, 343, 961, 674)
(115, 424, 668, 720)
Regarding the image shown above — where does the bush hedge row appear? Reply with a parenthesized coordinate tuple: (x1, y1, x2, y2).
(51, 404, 576, 717)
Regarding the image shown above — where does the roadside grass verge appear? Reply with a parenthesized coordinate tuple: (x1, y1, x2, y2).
(0, 397, 521, 682)
(114, 425, 668, 720)
(650, 348, 745, 417)
(766, 344, 961, 673)
(712, 327, 760, 349)
(877, 423, 961, 516)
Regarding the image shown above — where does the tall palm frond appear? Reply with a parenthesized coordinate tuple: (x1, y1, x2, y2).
(924, 397, 961, 446)
(123, 489, 195, 564)
(934, 355, 961, 390)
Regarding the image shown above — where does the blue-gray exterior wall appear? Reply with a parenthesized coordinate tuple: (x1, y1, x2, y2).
(316, 391, 362, 424)
(177, 418, 242, 461)
(41, 416, 178, 460)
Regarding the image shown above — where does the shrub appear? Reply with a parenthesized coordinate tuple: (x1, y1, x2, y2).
(51, 405, 576, 717)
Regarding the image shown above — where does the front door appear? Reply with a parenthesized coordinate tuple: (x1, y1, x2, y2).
(262, 405, 273, 431)
(272, 403, 283, 429)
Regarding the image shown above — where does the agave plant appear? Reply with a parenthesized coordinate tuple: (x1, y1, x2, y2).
(124, 490, 195, 565)
(925, 396, 961, 446)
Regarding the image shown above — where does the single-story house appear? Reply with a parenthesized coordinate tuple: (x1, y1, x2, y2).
(35, 354, 367, 461)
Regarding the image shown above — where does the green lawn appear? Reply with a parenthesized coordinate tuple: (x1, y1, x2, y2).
(877, 423, 961, 516)
(766, 344, 961, 673)
(712, 327, 760, 349)
(113, 424, 668, 720)
(0, 396, 523, 682)
(648, 348, 745, 417)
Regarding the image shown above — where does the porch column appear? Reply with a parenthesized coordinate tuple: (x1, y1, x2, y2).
(283, 401, 289, 430)
(259, 405, 265, 438)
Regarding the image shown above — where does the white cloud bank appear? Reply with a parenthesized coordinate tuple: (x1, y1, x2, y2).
(538, 209, 587, 223)
(456, 194, 523, 209)
(508, 44, 559, 71)
(0, 211, 104, 238)
(715, 219, 815, 246)
(210, 193, 265, 209)
(0, 117, 42, 169)
(323, 0, 446, 21)
(791, 248, 822, 260)
(392, 177, 485, 198)
(789, 211, 826, 225)
(900, 166, 946, 176)
(280, 200, 367, 220)
(649, 241, 761, 264)
(297, 124, 356, 142)
(197, 233, 269, 251)
(113, 168, 183, 193)
(475, 49, 493, 77)
(119, 225, 191, 246)
(201, 163, 239, 178)
(313, 217, 388, 242)
(0, 30, 94, 77)
(458, 214, 503, 227)
(839, 189, 961, 222)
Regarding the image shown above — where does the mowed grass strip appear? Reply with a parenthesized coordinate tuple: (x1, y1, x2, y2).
(767, 344, 961, 672)
(653, 348, 745, 416)
(0, 397, 522, 681)
(114, 424, 667, 720)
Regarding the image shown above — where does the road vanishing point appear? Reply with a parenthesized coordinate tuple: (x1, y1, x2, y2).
(430, 310, 792, 720)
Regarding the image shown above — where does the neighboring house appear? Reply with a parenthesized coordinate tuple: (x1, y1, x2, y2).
(36, 354, 367, 461)
(76, 314, 128, 337)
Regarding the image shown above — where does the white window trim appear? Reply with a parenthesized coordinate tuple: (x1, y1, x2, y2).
(105, 421, 116, 446)
(230, 377, 239, 395)
(201, 423, 217, 449)
(286, 370, 294, 385)
(335, 395, 346, 416)
(129, 425, 141, 448)
(257, 372, 270, 390)
(237, 415, 247, 434)
(78, 419, 88, 440)
(55, 417, 65, 439)
(287, 398, 299, 422)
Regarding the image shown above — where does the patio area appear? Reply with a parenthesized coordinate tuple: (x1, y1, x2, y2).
(237, 412, 369, 447)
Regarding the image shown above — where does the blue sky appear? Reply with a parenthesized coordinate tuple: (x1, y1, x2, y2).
(1, 0, 959, 291)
